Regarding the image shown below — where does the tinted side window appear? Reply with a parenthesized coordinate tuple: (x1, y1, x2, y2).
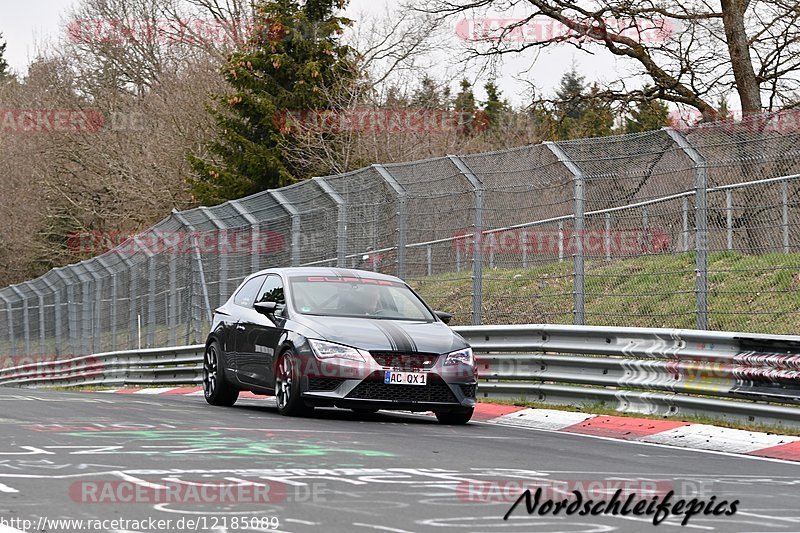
(233, 275, 265, 307)
(257, 275, 285, 305)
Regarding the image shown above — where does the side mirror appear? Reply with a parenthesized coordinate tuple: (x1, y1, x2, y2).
(254, 301, 277, 316)
(434, 310, 453, 324)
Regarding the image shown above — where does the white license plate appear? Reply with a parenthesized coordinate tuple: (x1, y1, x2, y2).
(384, 371, 427, 386)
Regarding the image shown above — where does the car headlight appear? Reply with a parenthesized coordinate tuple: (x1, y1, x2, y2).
(444, 347, 473, 366)
(309, 339, 367, 362)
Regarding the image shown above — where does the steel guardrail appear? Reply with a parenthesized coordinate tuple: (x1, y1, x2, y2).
(1, 325, 799, 428)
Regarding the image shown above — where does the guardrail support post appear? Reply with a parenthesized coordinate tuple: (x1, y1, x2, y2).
(448, 155, 484, 325)
(546, 142, 586, 325)
(230, 199, 263, 272)
(313, 177, 347, 268)
(269, 191, 301, 267)
(665, 128, 709, 330)
(373, 164, 408, 279)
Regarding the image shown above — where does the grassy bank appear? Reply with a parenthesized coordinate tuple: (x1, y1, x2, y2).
(411, 251, 800, 334)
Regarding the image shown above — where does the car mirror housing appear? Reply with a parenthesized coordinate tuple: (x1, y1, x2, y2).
(254, 301, 278, 316)
(434, 310, 453, 324)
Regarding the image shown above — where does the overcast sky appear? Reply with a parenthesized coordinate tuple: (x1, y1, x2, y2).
(0, 0, 624, 106)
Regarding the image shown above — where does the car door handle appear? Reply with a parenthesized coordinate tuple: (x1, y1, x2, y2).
(235, 324, 246, 331)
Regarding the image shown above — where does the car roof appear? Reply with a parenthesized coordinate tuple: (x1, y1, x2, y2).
(245, 267, 404, 284)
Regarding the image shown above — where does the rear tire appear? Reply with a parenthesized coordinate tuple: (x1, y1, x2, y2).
(275, 350, 313, 417)
(203, 340, 239, 407)
(435, 408, 473, 425)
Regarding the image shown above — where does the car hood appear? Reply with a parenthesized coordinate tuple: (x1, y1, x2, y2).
(294, 315, 468, 354)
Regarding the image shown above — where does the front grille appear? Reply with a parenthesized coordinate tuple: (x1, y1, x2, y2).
(370, 352, 439, 371)
(346, 372, 457, 403)
(307, 377, 345, 391)
(460, 384, 477, 398)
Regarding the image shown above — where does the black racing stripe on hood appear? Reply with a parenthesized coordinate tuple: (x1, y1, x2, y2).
(374, 321, 416, 353)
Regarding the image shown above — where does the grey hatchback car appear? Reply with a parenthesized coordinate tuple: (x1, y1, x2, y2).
(203, 267, 478, 424)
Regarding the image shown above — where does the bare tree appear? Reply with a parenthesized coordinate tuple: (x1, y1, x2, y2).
(418, 0, 800, 120)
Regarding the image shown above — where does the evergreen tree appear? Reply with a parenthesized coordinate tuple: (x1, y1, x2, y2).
(482, 80, 509, 130)
(411, 75, 441, 109)
(574, 85, 614, 138)
(0, 34, 9, 81)
(625, 91, 670, 133)
(188, 0, 357, 205)
(453, 79, 477, 134)
(555, 67, 587, 121)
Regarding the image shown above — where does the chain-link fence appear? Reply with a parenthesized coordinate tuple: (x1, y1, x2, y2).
(2, 122, 800, 359)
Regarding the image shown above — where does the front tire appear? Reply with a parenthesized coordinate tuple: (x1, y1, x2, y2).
(275, 350, 313, 417)
(203, 340, 239, 406)
(435, 408, 473, 425)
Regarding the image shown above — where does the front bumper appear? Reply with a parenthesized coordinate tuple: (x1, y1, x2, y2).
(298, 355, 477, 412)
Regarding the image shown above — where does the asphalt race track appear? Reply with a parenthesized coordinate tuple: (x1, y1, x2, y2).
(1, 389, 799, 533)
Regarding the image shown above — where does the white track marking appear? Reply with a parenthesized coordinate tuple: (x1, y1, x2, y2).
(639, 424, 800, 454)
(486, 408, 597, 430)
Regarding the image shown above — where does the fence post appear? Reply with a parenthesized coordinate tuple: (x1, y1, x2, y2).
(373, 164, 408, 279)
(313, 177, 347, 267)
(52, 269, 75, 355)
(783, 180, 790, 254)
(665, 128, 709, 330)
(129, 235, 157, 349)
(682, 196, 690, 252)
(448, 155, 484, 326)
(25, 283, 46, 357)
(269, 191, 301, 267)
(199, 208, 229, 308)
(642, 206, 650, 253)
(605, 213, 612, 261)
(0, 291, 15, 355)
(96, 257, 118, 351)
(726, 189, 733, 251)
(427, 245, 433, 276)
(172, 211, 213, 339)
(546, 142, 586, 325)
(9, 286, 30, 356)
(84, 264, 104, 354)
(167, 247, 177, 346)
(40, 276, 62, 355)
(113, 249, 139, 351)
(230, 199, 263, 271)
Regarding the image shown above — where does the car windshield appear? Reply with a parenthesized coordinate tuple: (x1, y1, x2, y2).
(289, 276, 435, 321)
